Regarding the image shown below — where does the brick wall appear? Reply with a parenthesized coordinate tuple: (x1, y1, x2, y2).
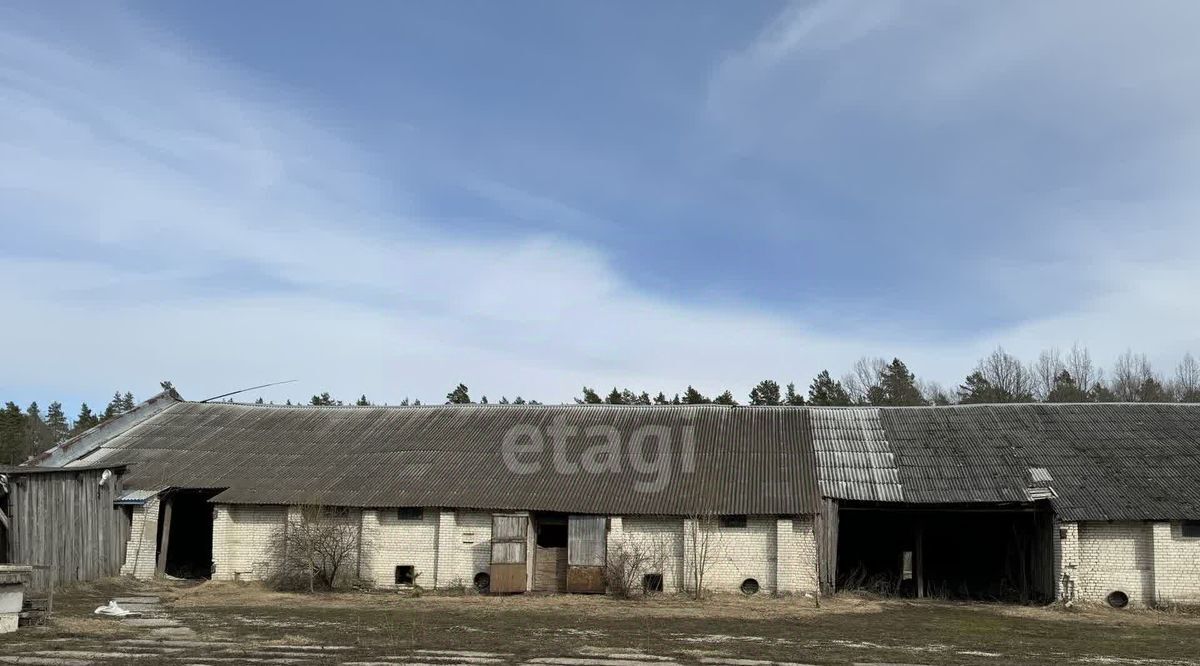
(608, 516, 685, 592)
(776, 517, 819, 594)
(608, 515, 818, 595)
(1074, 521, 1154, 606)
(120, 497, 159, 578)
(210, 504, 286, 582)
(361, 508, 438, 589)
(1151, 522, 1200, 605)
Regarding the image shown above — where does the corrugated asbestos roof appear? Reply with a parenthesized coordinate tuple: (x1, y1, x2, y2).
(810, 403, 1200, 521)
(62, 400, 821, 516)
(37, 396, 1200, 521)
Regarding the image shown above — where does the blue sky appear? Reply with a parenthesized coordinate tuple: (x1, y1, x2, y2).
(3, 1, 1200, 411)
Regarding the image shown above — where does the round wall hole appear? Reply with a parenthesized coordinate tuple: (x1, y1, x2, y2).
(1106, 590, 1129, 608)
(740, 578, 760, 595)
(473, 572, 491, 593)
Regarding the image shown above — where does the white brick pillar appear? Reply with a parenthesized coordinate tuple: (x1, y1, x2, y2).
(681, 517, 697, 594)
(775, 517, 793, 594)
(1151, 521, 1172, 606)
(1058, 522, 1079, 602)
(211, 505, 230, 580)
(360, 510, 381, 586)
(120, 497, 160, 579)
(434, 510, 456, 589)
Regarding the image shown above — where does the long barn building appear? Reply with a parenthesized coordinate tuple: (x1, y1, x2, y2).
(23, 389, 1200, 606)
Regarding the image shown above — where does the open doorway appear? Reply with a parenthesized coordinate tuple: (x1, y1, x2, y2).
(156, 489, 221, 579)
(836, 503, 1054, 602)
(533, 513, 568, 592)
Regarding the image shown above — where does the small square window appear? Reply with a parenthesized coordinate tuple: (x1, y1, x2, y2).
(395, 565, 415, 585)
(719, 515, 747, 528)
(1182, 521, 1200, 538)
(397, 507, 423, 521)
(643, 573, 664, 593)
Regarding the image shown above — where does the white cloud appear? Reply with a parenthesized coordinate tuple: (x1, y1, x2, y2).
(2, 2, 1200, 410)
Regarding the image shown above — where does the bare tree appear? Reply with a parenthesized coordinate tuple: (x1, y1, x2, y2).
(264, 505, 365, 592)
(1175, 353, 1200, 402)
(1110, 350, 1155, 402)
(842, 357, 887, 404)
(917, 379, 952, 406)
(975, 347, 1034, 401)
(684, 515, 723, 600)
(1030, 348, 1064, 401)
(1064, 344, 1098, 392)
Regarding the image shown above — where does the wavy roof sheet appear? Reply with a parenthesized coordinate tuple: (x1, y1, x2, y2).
(62, 399, 820, 515)
(810, 403, 1200, 521)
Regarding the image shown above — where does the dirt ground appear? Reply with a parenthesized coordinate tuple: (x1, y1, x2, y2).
(3, 579, 1200, 666)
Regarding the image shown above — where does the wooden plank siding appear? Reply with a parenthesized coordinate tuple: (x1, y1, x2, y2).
(2, 468, 127, 593)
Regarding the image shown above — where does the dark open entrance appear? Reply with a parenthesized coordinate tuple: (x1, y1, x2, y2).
(533, 513, 568, 592)
(156, 489, 221, 579)
(836, 503, 1054, 602)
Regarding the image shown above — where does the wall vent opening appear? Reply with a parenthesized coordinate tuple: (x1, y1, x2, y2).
(395, 565, 415, 585)
(643, 573, 664, 593)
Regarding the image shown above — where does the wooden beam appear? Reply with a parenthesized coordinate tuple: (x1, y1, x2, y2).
(915, 522, 924, 599)
(155, 497, 174, 577)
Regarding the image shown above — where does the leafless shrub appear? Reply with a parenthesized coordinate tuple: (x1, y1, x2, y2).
(606, 534, 670, 599)
(264, 505, 366, 592)
(685, 515, 724, 600)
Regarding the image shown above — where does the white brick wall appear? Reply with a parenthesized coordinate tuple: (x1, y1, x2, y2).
(608, 516, 685, 592)
(120, 497, 159, 578)
(362, 507, 438, 589)
(210, 504, 286, 581)
(776, 517, 819, 594)
(1151, 521, 1200, 605)
(608, 515, 818, 595)
(1061, 520, 1200, 607)
(120, 501, 819, 595)
(1073, 521, 1154, 606)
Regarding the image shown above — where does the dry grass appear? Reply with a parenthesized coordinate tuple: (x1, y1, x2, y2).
(47, 615, 141, 638)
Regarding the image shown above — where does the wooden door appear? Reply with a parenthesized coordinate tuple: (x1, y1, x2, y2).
(566, 515, 607, 593)
(490, 514, 528, 593)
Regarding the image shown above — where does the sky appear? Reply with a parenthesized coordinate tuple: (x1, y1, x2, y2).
(3, 1, 1200, 411)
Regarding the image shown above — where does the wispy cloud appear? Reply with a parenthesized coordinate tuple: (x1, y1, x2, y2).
(2, 2, 1200, 408)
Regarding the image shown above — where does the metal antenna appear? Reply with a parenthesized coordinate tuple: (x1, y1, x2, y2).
(199, 379, 298, 403)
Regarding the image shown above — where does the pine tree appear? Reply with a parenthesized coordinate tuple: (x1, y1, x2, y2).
(45, 401, 69, 443)
(670, 393, 681, 405)
(121, 391, 135, 411)
(0, 402, 27, 465)
(783, 382, 805, 406)
(748, 380, 781, 406)
(480, 396, 489, 404)
(498, 396, 510, 405)
(356, 394, 370, 406)
(102, 391, 125, 420)
(1136, 377, 1170, 402)
(652, 392, 669, 405)
(713, 390, 738, 405)
(1089, 382, 1116, 402)
(681, 386, 710, 404)
(1046, 370, 1087, 402)
(445, 384, 471, 404)
(878, 358, 926, 406)
(958, 371, 999, 404)
(808, 370, 852, 406)
(254, 397, 265, 405)
(310, 392, 335, 406)
(24, 402, 52, 453)
(72, 402, 99, 435)
(512, 396, 526, 405)
(578, 387, 603, 404)
(605, 388, 625, 404)
(637, 391, 652, 405)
